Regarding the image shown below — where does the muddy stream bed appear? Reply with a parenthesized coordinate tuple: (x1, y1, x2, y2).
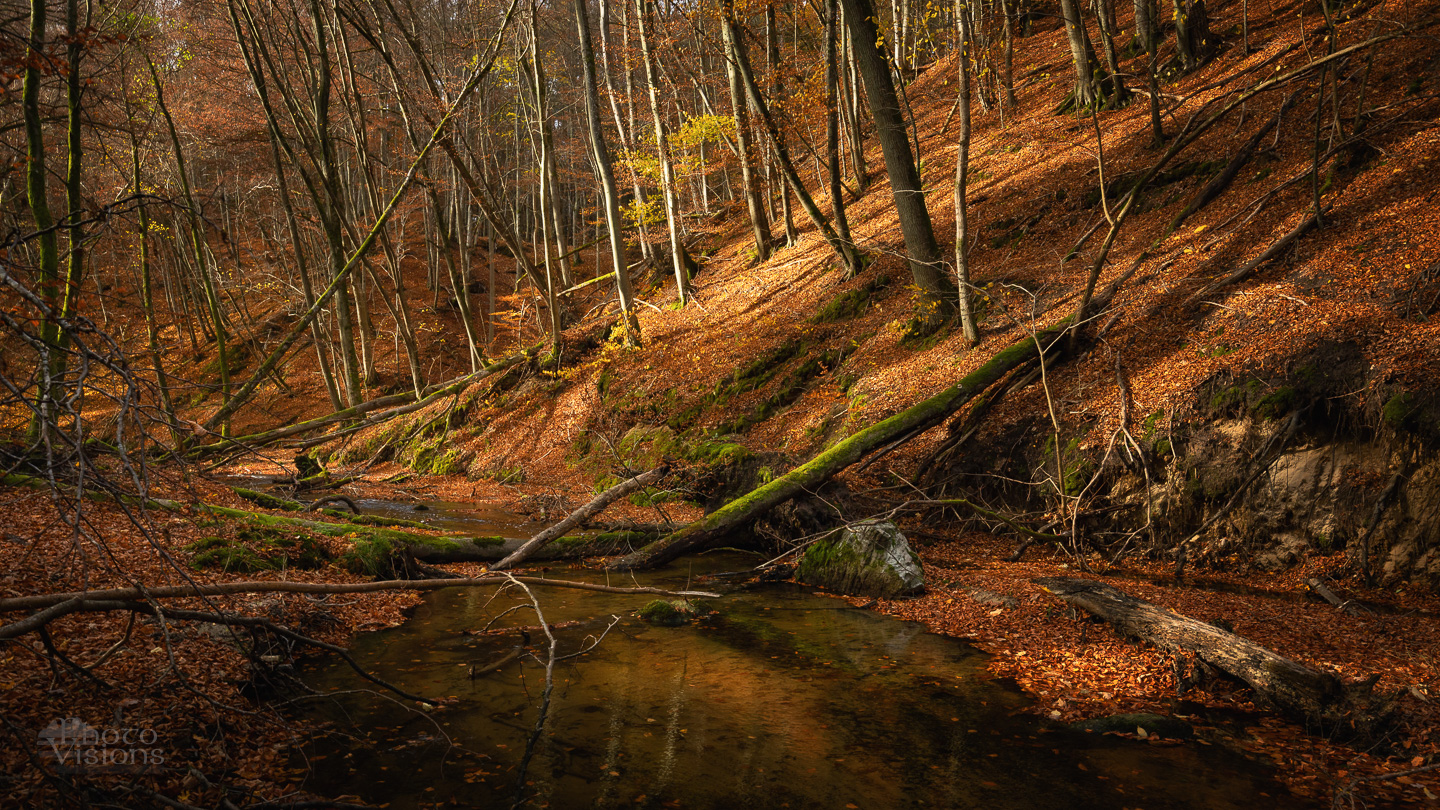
(291, 500, 1306, 808)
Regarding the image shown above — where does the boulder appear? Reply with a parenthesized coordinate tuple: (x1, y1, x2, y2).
(796, 519, 925, 598)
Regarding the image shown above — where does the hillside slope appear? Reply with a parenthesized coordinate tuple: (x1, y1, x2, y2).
(312, 0, 1440, 585)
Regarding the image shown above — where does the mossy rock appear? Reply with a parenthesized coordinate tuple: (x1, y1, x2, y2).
(796, 520, 924, 598)
(1073, 713, 1194, 739)
(638, 599, 697, 627)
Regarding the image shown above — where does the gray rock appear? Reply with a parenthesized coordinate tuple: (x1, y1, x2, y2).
(796, 519, 925, 598)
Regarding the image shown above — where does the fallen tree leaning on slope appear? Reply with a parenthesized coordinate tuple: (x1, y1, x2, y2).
(607, 273, 1131, 571)
(188, 347, 535, 456)
(1034, 578, 1393, 738)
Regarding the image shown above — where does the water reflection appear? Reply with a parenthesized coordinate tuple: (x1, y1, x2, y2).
(296, 555, 1303, 809)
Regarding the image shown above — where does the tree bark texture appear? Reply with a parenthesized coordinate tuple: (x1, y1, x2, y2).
(839, 0, 952, 304)
(1035, 578, 1391, 735)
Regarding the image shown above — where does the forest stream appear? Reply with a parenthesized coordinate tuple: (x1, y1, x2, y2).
(292, 502, 1304, 809)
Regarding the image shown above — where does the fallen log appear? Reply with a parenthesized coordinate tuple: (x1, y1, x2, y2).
(608, 321, 1074, 570)
(1034, 577, 1392, 737)
(0, 575, 721, 620)
(1305, 577, 1364, 617)
(188, 348, 535, 457)
(608, 267, 1140, 571)
(491, 465, 670, 570)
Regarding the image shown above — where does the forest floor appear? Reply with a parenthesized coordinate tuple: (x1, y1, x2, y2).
(7, 0, 1440, 805)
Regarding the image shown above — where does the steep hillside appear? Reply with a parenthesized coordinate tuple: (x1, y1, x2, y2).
(308, 0, 1440, 586)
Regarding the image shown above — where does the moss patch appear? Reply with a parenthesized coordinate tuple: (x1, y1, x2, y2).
(232, 487, 303, 512)
(186, 524, 329, 573)
(638, 599, 697, 627)
(813, 274, 890, 323)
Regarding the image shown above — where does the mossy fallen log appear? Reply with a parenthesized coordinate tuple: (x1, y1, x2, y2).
(608, 321, 1071, 570)
(1034, 577, 1393, 738)
(2, 474, 660, 573)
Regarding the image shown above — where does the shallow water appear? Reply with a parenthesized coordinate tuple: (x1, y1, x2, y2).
(296, 553, 1305, 809)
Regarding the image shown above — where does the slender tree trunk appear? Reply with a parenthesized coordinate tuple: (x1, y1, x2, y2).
(766, 5, 797, 247)
(954, 1, 980, 344)
(635, 0, 691, 304)
(573, 0, 642, 342)
(825, 0, 856, 276)
(126, 93, 180, 446)
(148, 55, 235, 429)
(839, 0, 953, 319)
(1000, 0, 1018, 108)
(1092, 0, 1128, 106)
(722, 2, 862, 275)
(724, 9, 772, 262)
(841, 11, 869, 192)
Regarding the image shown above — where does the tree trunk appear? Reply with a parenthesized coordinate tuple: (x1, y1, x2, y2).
(725, 5, 772, 262)
(953, 3, 980, 344)
(1058, 0, 1104, 110)
(636, 0, 692, 305)
(573, 0, 642, 342)
(824, 0, 857, 276)
(839, 0, 953, 317)
(1173, 0, 1214, 72)
(722, 2, 862, 275)
(1035, 578, 1391, 736)
(610, 318, 1080, 570)
(492, 465, 669, 569)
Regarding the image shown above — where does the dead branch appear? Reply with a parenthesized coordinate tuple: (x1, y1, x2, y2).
(491, 464, 670, 570)
(0, 576, 722, 638)
(1185, 206, 1330, 305)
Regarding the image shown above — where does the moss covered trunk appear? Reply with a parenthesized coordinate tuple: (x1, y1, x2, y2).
(608, 322, 1071, 570)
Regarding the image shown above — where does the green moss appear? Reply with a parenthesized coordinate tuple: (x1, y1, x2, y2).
(1254, 386, 1297, 420)
(686, 440, 750, 465)
(430, 448, 470, 476)
(628, 486, 680, 507)
(340, 536, 403, 578)
(1383, 391, 1419, 429)
(342, 513, 429, 529)
(796, 532, 918, 599)
(638, 599, 696, 627)
(232, 488, 303, 511)
(187, 536, 275, 573)
(813, 274, 890, 323)
(186, 526, 328, 572)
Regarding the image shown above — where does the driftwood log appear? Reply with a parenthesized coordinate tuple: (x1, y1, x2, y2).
(1034, 577, 1392, 737)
